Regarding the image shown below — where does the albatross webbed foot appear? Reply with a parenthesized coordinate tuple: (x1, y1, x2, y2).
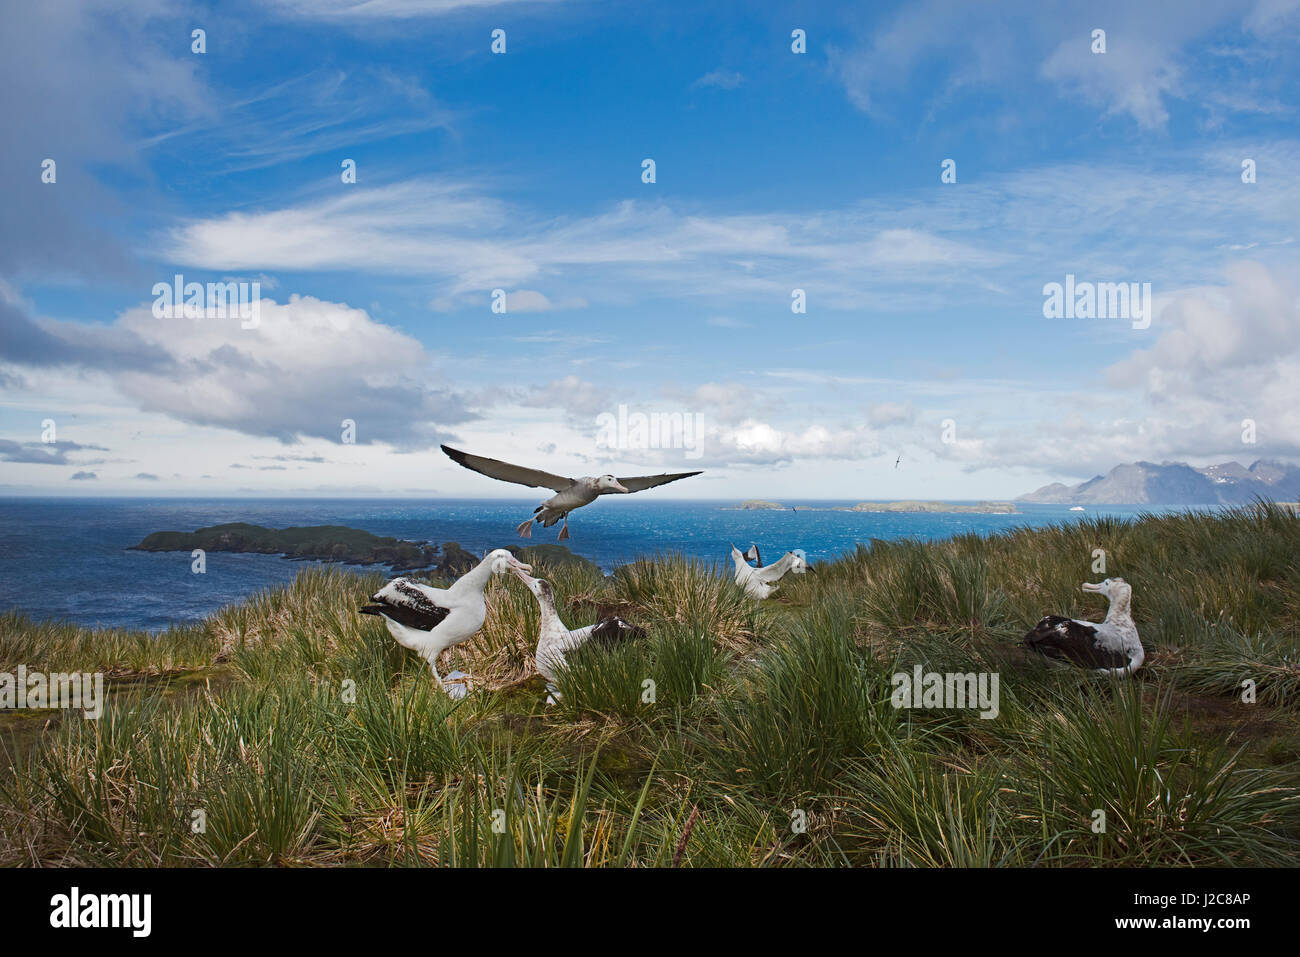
(516, 519, 533, 538)
(557, 518, 570, 542)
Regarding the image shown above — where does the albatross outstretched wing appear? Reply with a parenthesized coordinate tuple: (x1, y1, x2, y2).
(616, 470, 703, 493)
(441, 445, 574, 492)
(753, 553, 799, 583)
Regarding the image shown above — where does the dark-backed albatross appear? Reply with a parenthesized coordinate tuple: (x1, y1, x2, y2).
(360, 548, 531, 697)
(441, 445, 702, 540)
(1023, 577, 1144, 677)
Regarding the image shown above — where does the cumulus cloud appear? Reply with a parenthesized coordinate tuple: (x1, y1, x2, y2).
(959, 261, 1300, 476)
(69, 471, 97, 480)
(710, 421, 882, 466)
(2, 293, 477, 448)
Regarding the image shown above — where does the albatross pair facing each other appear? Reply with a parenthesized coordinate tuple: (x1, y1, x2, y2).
(441, 445, 702, 541)
(730, 543, 811, 599)
(360, 547, 645, 700)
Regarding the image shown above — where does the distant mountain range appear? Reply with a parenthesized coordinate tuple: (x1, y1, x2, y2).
(1017, 460, 1300, 505)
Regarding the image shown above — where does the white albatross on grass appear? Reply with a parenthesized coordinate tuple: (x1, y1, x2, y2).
(360, 548, 531, 697)
(1023, 577, 1144, 677)
(441, 445, 702, 540)
(511, 565, 645, 702)
(730, 543, 811, 600)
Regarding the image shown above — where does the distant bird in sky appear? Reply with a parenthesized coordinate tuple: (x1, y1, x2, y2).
(360, 548, 531, 696)
(441, 445, 702, 540)
(1023, 578, 1144, 676)
(895, 454, 902, 469)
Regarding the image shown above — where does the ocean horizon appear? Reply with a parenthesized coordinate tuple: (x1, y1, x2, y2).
(0, 496, 1185, 632)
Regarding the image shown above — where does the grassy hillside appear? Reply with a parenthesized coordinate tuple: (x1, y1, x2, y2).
(2, 504, 1298, 866)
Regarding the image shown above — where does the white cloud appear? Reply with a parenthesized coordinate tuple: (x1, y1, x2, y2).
(829, 0, 1269, 131)
(3, 293, 476, 447)
(693, 69, 744, 90)
(1039, 31, 1185, 130)
(959, 261, 1300, 476)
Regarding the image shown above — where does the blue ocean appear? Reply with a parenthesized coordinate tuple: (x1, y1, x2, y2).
(0, 498, 1166, 632)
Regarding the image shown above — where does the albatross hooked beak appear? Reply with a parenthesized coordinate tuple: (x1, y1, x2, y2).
(612, 480, 631, 493)
(1081, 580, 1105, 593)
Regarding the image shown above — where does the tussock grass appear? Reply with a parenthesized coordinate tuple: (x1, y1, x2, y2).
(2, 503, 1299, 867)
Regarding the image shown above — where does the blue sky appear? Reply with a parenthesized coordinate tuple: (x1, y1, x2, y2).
(2, 0, 1299, 499)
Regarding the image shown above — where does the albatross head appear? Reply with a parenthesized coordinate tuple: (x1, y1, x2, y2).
(788, 551, 810, 574)
(595, 474, 630, 493)
(487, 548, 532, 576)
(510, 565, 554, 602)
(1082, 577, 1131, 604)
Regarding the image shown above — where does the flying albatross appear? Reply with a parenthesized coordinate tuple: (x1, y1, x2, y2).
(1023, 577, 1144, 677)
(441, 444, 702, 540)
(360, 548, 531, 697)
(730, 543, 811, 599)
(511, 565, 646, 701)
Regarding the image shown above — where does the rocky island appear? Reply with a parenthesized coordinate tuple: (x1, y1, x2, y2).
(833, 501, 1017, 514)
(131, 523, 442, 571)
(130, 523, 602, 577)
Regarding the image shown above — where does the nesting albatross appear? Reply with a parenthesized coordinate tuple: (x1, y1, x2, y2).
(511, 565, 646, 702)
(1023, 577, 1144, 677)
(441, 445, 702, 540)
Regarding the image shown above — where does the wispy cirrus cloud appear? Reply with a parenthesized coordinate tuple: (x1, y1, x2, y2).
(829, 0, 1295, 130)
(161, 138, 1300, 315)
(693, 68, 744, 90)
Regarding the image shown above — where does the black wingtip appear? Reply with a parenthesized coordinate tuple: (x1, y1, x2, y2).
(359, 604, 385, 617)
